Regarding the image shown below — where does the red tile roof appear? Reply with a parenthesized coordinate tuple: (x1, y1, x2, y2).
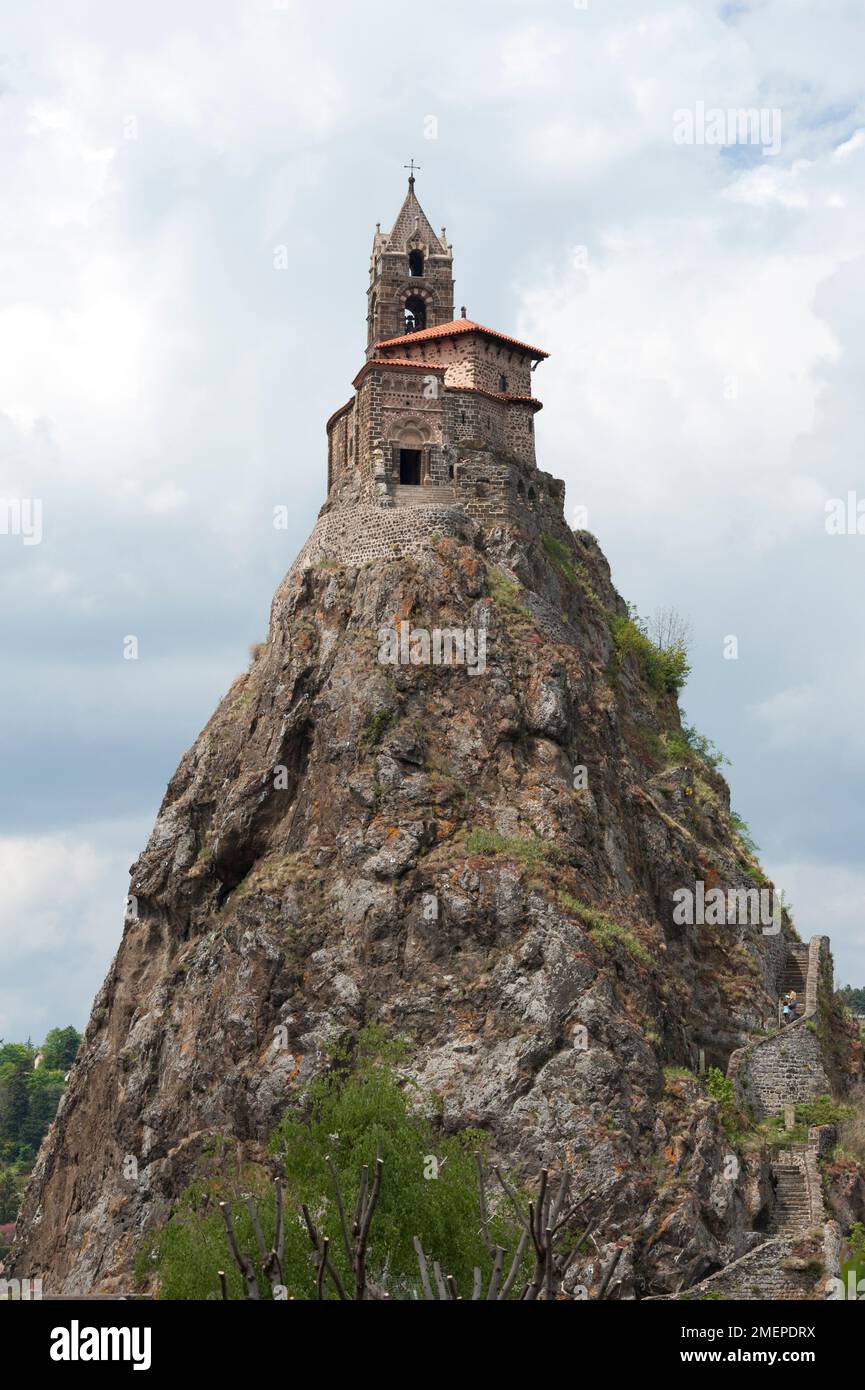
(352, 358, 445, 387)
(375, 317, 549, 360)
(450, 385, 543, 411)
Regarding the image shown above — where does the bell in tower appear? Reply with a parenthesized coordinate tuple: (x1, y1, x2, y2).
(366, 168, 455, 356)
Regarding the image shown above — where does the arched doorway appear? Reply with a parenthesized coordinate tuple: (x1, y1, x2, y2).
(395, 425, 427, 486)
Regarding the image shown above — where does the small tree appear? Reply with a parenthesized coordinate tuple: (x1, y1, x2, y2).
(647, 606, 692, 655)
(0, 1169, 19, 1223)
(41, 1027, 82, 1072)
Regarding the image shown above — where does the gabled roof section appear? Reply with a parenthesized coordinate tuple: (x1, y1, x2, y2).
(353, 358, 446, 388)
(384, 185, 448, 255)
(376, 317, 549, 360)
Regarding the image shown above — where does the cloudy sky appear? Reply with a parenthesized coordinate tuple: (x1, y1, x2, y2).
(1, 0, 863, 1042)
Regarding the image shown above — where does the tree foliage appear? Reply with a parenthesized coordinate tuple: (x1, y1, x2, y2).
(609, 606, 691, 696)
(0, 1026, 81, 1223)
(141, 1027, 527, 1300)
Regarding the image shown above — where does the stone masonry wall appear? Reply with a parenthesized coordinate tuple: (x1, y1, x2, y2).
(291, 502, 477, 573)
(670, 1233, 823, 1301)
(327, 400, 355, 494)
(729, 937, 833, 1120)
(376, 334, 535, 398)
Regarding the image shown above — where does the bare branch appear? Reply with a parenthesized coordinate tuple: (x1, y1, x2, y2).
(413, 1236, 436, 1301)
(596, 1245, 623, 1301)
(219, 1201, 260, 1300)
(432, 1261, 448, 1301)
(474, 1151, 496, 1257)
(244, 1195, 268, 1263)
(500, 1224, 530, 1299)
(486, 1246, 506, 1302)
(325, 1154, 353, 1266)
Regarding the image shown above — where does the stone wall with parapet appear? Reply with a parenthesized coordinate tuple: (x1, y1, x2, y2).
(656, 1226, 834, 1301)
(729, 936, 833, 1120)
(291, 502, 477, 573)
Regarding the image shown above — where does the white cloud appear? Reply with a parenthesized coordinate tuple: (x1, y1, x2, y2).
(0, 823, 146, 1039)
(0, 833, 119, 958)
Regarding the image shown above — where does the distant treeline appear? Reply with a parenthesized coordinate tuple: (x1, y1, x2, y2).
(0, 1027, 82, 1248)
(840, 985, 865, 1015)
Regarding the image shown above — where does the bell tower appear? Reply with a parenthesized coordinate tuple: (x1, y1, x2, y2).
(366, 167, 455, 357)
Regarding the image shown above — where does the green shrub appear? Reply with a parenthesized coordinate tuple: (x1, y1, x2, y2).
(560, 896, 652, 967)
(841, 1222, 865, 1294)
(706, 1067, 735, 1113)
(729, 811, 760, 857)
(663, 1066, 696, 1083)
(796, 1095, 852, 1128)
(466, 829, 565, 869)
(140, 1027, 526, 1301)
(667, 717, 729, 773)
(608, 607, 690, 696)
(360, 706, 398, 750)
(486, 568, 532, 619)
(541, 533, 580, 586)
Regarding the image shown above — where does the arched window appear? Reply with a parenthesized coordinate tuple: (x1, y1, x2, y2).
(500, 374, 508, 393)
(517, 478, 525, 496)
(409, 250, 424, 277)
(404, 296, 426, 332)
(527, 486, 536, 502)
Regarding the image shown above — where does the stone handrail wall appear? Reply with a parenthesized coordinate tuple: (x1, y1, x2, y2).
(803, 934, 827, 1017)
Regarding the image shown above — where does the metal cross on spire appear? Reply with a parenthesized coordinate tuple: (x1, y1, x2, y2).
(404, 158, 421, 191)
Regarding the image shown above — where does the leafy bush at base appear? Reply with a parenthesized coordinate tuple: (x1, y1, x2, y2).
(841, 1222, 865, 1293)
(139, 1027, 526, 1300)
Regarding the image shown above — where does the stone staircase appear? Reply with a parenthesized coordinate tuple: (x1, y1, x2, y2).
(768, 1152, 812, 1234)
(728, 936, 831, 1119)
(779, 943, 809, 999)
(392, 483, 457, 506)
(658, 938, 839, 1301)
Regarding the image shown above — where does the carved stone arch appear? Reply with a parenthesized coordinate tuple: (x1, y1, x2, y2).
(396, 420, 429, 448)
(400, 284, 434, 307)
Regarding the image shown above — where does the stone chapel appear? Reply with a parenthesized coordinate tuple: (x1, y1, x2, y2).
(324, 173, 562, 524)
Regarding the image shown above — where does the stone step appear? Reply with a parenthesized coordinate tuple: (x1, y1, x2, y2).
(768, 1161, 809, 1234)
(392, 484, 457, 506)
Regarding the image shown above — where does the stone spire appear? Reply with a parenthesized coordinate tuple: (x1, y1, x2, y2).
(366, 175, 455, 352)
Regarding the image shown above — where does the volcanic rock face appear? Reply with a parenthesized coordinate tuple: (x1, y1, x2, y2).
(10, 514, 814, 1296)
